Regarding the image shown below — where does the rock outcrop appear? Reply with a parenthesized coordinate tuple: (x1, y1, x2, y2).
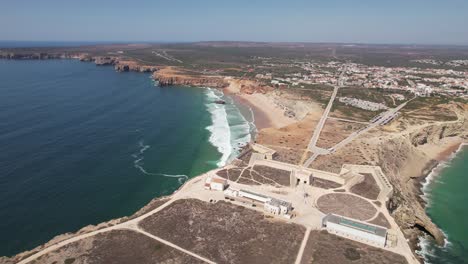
(114, 60, 158, 73)
(93, 56, 116, 66)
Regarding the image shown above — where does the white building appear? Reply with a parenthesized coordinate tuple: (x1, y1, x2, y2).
(264, 198, 292, 215)
(224, 188, 292, 216)
(205, 176, 228, 191)
(322, 214, 388, 248)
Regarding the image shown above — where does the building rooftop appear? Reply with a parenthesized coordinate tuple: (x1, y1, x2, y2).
(239, 189, 269, 199)
(324, 214, 387, 238)
(268, 198, 292, 208)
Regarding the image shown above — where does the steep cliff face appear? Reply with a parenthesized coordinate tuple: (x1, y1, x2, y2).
(152, 68, 228, 88)
(375, 115, 467, 247)
(0, 52, 71, 60)
(114, 61, 158, 73)
(0, 52, 158, 74)
(310, 103, 467, 250)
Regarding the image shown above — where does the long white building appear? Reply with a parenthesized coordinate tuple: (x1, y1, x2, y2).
(322, 214, 388, 248)
(224, 188, 292, 217)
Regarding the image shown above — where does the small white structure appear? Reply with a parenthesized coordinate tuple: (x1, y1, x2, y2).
(264, 198, 292, 215)
(205, 176, 227, 191)
(322, 214, 388, 248)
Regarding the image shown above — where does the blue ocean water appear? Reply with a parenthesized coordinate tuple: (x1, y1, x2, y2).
(418, 146, 468, 263)
(0, 59, 253, 257)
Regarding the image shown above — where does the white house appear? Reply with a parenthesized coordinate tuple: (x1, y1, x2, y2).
(205, 176, 228, 191)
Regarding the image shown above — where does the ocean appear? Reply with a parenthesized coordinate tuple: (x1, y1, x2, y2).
(0, 59, 254, 257)
(418, 145, 468, 263)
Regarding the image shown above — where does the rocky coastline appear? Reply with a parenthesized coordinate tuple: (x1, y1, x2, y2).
(2, 51, 467, 263)
(0, 52, 158, 73)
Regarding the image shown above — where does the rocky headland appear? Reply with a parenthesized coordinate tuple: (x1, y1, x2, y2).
(152, 67, 228, 88)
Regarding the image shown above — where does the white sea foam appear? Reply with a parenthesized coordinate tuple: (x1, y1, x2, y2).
(132, 140, 188, 184)
(416, 144, 467, 262)
(205, 89, 233, 166)
(420, 144, 467, 204)
(204, 88, 254, 167)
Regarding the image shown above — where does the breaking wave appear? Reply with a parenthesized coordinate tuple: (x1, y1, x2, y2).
(205, 88, 254, 167)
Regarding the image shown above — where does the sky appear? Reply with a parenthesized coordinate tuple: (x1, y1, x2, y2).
(1, 0, 467, 45)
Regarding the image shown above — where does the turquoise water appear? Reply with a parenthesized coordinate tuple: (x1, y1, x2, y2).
(0, 60, 253, 257)
(418, 146, 468, 263)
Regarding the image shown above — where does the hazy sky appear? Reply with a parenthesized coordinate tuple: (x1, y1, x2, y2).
(1, 0, 467, 44)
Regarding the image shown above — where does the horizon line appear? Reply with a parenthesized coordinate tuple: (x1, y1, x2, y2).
(1, 39, 468, 48)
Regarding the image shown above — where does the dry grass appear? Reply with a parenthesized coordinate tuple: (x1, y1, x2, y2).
(350, 173, 381, 200)
(368, 213, 391, 228)
(317, 193, 377, 221)
(139, 199, 305, 264)
(300, 230, 407, 264)
(31, 230, 204, 264)
(311, 178, 342, 189)
(316, 119, 366, 149)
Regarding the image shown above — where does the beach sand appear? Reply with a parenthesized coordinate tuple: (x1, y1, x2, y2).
(224, 79, 295, 130)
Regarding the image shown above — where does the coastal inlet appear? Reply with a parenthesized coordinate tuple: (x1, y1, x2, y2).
(0, 59, 253, 257)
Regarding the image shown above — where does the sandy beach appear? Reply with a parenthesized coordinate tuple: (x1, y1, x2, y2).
(224, 79, 295, 130)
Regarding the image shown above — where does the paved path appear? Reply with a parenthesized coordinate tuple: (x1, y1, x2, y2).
(294, 227, 312, 264)
(304, 66, 347, 167)
(307, 85, 339, 151)
(130, 228, 216, 264)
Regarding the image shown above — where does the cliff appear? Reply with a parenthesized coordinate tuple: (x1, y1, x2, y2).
(0, 52, 158, 74)
(152, 67, 228, 88)
(0, 52, 71, 60)
(114, 60, 158, 73)
(310, 102, 468, 249)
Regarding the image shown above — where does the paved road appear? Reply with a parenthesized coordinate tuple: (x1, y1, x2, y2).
(303, 82, 412, 167)
(307, 67, 346, 151)
(303, 66, 347, 167)
(330, 99, 411, 153)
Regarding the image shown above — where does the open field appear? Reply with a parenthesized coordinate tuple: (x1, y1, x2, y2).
(300, 230, 407, 264)
(29, 230, 204, 264)
(350, 173, 381, 200)
(317, 193, 377, 221)
(311, 178, 342, 189)
(330, 102, 382, 122)
(369, 213, 392, 228)
(139, 199, 305, 264)
(316, 119, 366, 149)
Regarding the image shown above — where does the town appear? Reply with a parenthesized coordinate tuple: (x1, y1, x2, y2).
(253, 58, 468, 98)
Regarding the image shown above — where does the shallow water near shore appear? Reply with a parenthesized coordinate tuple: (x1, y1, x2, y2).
(418, 146, 468, 263)
(0, 59, 252, 256)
